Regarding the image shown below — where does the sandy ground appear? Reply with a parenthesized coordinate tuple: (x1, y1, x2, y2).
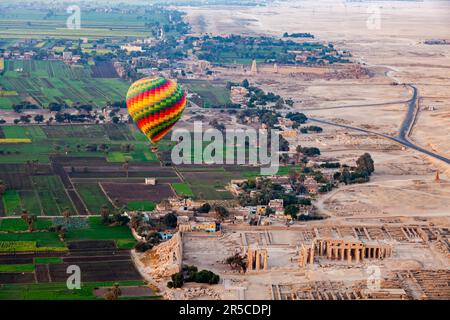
(180, 0, 450, 215)
(182, 0, 450, 158)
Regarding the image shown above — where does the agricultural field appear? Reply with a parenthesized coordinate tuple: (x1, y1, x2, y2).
(180, 79, 231, 108)
(0, 124, 158, 165)
(2, 190, 21, 215)
(0, 264, 35, 272)
(177, 166, 253, 200)
(31, 176, 75, 215)
(65, 217, 136, 244)
(0, 216, 136, 251)
(101, 182, 176, 205)
(0, 60, 130, 109)
(0, 124, 161, 215)
(0, 218, 52, 232)
(172, 182, 195, 198)
(0, 174, 76, 217)
(126, 200, 156, 211)
(34, 257, 63, 264)
(0, 5, 181, 40)
(0, 123, 265, 214)
(74, 183, 113, 215)
(91, 61, 118, 78)
(0, 215, 149, 300)
(0, 281, 156, 300)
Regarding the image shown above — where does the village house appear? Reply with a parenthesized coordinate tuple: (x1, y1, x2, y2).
(120, 44, 144, 52)
(230, 86, 249, 104)
(268, 199, 284, 215)
(304, 176, 319, 195)
(144, 178, 157, 185)
(179, 221, 218, 233)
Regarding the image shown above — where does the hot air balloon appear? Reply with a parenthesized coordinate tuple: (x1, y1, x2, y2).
(126, 76, 187, 145)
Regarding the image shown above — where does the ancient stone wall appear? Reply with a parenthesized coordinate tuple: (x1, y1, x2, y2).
(140, 232, 183, 278)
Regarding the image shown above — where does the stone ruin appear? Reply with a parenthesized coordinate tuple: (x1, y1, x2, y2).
(140, 232, 183, 278)
(298, 238, 393, 267)
(247, 247, 269, 272)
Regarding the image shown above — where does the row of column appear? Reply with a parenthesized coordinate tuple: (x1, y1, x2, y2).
(247, 248, 268, 271)
(300, 239, 392, 267)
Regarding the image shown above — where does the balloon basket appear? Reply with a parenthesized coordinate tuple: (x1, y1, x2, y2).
(151, 146, 159, 153)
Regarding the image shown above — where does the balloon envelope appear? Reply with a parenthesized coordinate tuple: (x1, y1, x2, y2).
(126, 77, 187, 144)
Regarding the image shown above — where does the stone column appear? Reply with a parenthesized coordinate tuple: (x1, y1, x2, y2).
(327, 242, 332, 259)
(347, 248, 352, 263)
(263, 251, 268, 271)
(255, 251, 261, 271)
(309, 247, 315, 264)
(334, 246, 339, 259)
(248, 249, 253, 271)
(355, 248, 360, 263)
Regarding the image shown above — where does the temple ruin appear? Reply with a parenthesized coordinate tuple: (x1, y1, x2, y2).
(298, 238, 393, 267)
(247, 247, 269, 271)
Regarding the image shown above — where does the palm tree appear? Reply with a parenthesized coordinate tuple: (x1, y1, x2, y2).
(104, 283, 121, 300)
(225, 253, 247, 273)
(295, 145, 302, 164)
(214, 206, 229, 222)
(21, 210, 37, 232)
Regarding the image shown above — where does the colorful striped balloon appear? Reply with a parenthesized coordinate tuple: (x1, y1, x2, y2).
(126, 77, 187, 144)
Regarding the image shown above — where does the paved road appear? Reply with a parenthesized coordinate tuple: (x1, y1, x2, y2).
(397, 84, 418, 141)
(308, 84, 450, 165)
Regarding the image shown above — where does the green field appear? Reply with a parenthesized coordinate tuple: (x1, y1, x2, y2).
(106, 147, 158, 163)
(0, 124, 156, 165)
(65, 217, 136, 244)
(75, 183, 112, 214)
(32, 176, 75, 215)
(0, 218, 52, 232)
(0, 5, 180, 40)
(242, 165, 302, 178)
(34, 257, 62, 265)
(106, 152, 132, 163)
(126, 200, 156, 211)
(0, 280, 150, 300)
(0, 237, 66, 251)
(0, 215, 136, 251)
(172, 183, 195, 198)
(116, 239, 138, 249)
(2, 190, 21, 215)
(0, 264, 35, 272)
(2, 126, 46, 140)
